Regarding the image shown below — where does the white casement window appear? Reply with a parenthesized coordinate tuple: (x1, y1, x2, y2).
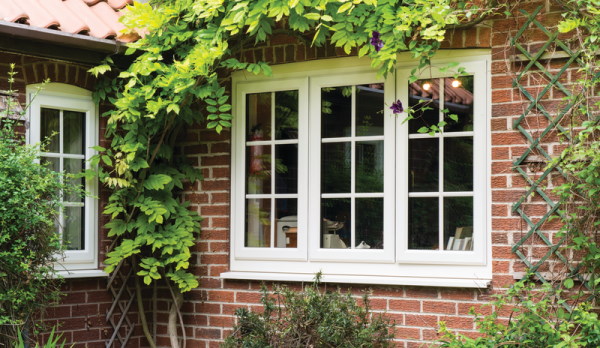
(27, 83, 99, 274)
(226, 51, 491, 288)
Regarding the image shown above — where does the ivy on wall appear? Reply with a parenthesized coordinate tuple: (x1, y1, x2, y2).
(91, 0, 496, 294)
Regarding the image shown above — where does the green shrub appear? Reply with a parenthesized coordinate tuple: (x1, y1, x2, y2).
(223, 275, 394, 348)
(14, 327, 66, 348)
(438, 280, 600, 348)
(0, 68, 71, 344)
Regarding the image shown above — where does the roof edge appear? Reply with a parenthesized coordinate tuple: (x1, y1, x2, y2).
(0, 20, 125, 54)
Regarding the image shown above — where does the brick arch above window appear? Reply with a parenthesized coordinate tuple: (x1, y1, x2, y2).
(21, 61, 96, 91)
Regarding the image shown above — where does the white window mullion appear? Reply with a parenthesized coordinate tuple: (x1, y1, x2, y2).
(438, 78, 445, 250)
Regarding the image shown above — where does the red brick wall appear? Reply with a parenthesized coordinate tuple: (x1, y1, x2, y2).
(1, 0, 580, 346)
(166, 2, 577, 347)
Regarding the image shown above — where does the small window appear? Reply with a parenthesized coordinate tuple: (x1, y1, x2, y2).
(27, 84, 98, 271)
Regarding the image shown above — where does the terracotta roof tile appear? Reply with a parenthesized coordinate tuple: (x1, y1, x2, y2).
(0, 0, 134, 42)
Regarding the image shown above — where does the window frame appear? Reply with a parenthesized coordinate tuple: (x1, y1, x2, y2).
(227, 51, 492, 287)
(27, 83, 99, 272)
(308, 72, 396, 263)
(396, 58, 488, 266)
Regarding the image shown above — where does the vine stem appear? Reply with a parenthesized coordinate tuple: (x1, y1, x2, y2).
(135, 264, 157, 348)
(166, 279, 186, 348)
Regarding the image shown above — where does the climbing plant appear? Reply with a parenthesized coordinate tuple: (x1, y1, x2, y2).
(90, 0, 500, 345)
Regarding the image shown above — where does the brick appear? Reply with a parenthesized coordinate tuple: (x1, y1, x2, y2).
(389, 299, 421, 312)
(404, 314, 438, 327)
(207, 290, 234, 302)
(235, 291, 262, 304)
(422, 301, 456, 315)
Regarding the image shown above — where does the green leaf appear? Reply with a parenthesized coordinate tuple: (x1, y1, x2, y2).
(563, 278, 574, 289)
(143, 174, 173, 190)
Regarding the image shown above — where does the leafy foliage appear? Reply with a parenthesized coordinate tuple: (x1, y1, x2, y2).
(223, 275, 394, 348)
(0, 67, 65, 345)
(439, 281, 600, 348)
(551, 0, 600, 298)
(92, 0, 496, 293)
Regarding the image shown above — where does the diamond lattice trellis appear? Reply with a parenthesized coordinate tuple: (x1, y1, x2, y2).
(510, 6, 589, 294)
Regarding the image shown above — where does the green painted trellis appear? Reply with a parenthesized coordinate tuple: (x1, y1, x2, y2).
(510, 5, 589, 296)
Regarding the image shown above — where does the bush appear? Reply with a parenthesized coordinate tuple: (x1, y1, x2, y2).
(223, 274, 394, 348)
(438, 280, 600, 348)
(0, 70, 72, 344)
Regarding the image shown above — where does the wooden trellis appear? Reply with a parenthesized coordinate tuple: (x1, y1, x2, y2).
(510, 6, 589, 293)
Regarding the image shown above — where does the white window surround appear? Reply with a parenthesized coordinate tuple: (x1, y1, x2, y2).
(27, 83, 100, 274)
(224, 50, 492, 288)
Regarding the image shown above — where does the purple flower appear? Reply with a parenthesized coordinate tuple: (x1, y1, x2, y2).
(390, 100, 404, 114)
(370, 31, 384, 52)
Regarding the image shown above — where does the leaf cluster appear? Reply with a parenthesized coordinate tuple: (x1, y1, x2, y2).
(439, 281, 600, 348)
(0, 119, 64, 344)
(92, 0, 498, 292)
(223, 274, 394, 348)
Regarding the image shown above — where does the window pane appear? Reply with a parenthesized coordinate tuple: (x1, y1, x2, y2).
(64, 206, 84, 250)
(443, 76, 474, 132)
(246, 145, 271, 194)
(245, 199, 271, 247)
(408, 197, 439, 250)
(321, 198, 350, 249)
(356, 84, 384, 136)
(64, 158, 84, 202)
(321, 142, 350, 193)
(444, 197, 473, 251)
(275, 90, 298, 139)
(275, 199, 297, 248)
(408, 79, 440, 134)
(63, 111, 85, 154)
(321, 86, 351, 138)
(41, 156, 60, 172)
(247, 93, 271, 141)
(41, 108, 60, 153)
(444, 137, 473, 191)
(356, 198, 383, 249)
(41, 157, 60, 198)
(275, 144, 298, 194)
(356, 141, 383, 193)
(409, 138, 438, 192)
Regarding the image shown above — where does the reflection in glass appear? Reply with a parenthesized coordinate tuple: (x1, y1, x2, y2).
(444, 137, 473, 191)
(321, 142, 350, 193)
(356, 84, 384, 136)
(444, 197, 473, 251)
(63, 111, 85, 154)
(245, 199, 271, 247)
(356, 198, 383, 249)
(275, 199, 298, 248)
(275, 144, 298, 194)
(408, 79, 440, 134)
(64, 158, 84, 202)
(409, 138, 439, 192)
(443, 76, 474, 132)
(275, 90, 298, 139)
(321, 198, 350, 248)
(246, 93, 272, 141)
(408, 197, 439, 250)
(41, 108, 60, 152)
(356, 141, 383, 193)
(64, 206, 84, 250)
(41, 156, 60, 172)
(321, 86, 352, 138)
(246, 145, 272, 194)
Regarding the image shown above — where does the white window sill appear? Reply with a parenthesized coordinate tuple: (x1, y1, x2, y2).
(221, 271, 491, 289)
(56, 269, 108, 279)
